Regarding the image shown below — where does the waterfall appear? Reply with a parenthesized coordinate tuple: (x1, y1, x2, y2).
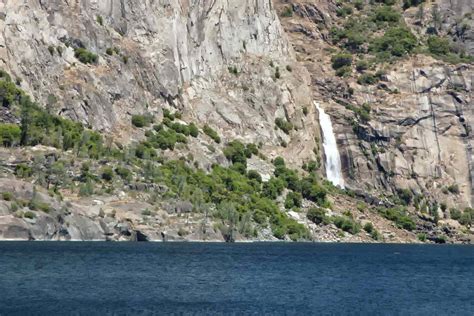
(315, 102, 345, 188)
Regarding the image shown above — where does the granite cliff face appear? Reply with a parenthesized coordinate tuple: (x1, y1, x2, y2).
(275, 0, 474, 211)
(0, 0, 473, 242)
(0, 0, 317, 159)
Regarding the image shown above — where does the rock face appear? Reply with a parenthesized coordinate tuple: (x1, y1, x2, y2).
(0, 0, 318, 166)
(438, 0, 474, 55)
(275, 0, 474, 212)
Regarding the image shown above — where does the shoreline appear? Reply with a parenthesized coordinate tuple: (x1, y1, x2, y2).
(0, 239, 470, 245)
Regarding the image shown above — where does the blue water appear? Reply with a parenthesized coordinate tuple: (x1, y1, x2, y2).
(0, 243, 472, 315)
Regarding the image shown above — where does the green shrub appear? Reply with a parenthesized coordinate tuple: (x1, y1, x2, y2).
(0, 77, 23, 108)
(459, 208, 473, 226)
(101, 167, 114, 181)
(96, 15, 103, 26)
(115, 166, 132, 181)
(403, 0, 425, 9)
(15, 164, 32, 178)
(336, 6, 353, 17)
(363, 222, 375, 234)
(131, 114, 153, 128)
(106, 48, 114, 56)
(447, 184, 460, 194)
(23, 211, 36, 219)
(0, 69, 12, 82)
(354, 0, 364, 10)
(450, 208, 462, 220)
(74, 48, 98, 64)
(301, 177, 327, 205)
(1, 192, 13, 201)
(247, 170, 262, 183)
(275, 118, 293, 134)
(0, 123, 21, 146)
(203, 125, 221, 143)
(307, 207, 328, 225)
(228, 66, 238, 75)
(370, 27, 417, 58)
(427, 36, 452, 56)
(281, 6, 293, 17)
(188, 123, 199, 137)
(375, 0, 397, 5)
(357, 73, 378, 85)
(224, 140, 249, 166)
(333, 216, 361, 234)
(79, 181, 94, 197)
(284, 191, 302, 209)
(356, 60, 369, 72)
(377, 206, 416, 231)
(372, 6, 401, 23)
(262, 177, 285, 199)
(417, 233, 427, 242)
(331, 53, 353, 70)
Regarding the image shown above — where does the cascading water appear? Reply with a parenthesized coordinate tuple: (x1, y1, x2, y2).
(315, 102, 345, 188)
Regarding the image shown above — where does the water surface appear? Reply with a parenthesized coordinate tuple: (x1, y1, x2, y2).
(0, 242, 472, 315)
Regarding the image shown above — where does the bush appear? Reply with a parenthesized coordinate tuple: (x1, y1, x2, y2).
(0, 123, 21, 146)
(142, 209, 152, 216)
(203, 125, 221, 143)
(224, 141, 249, 166)
(301, 177, 327, 205)
(0, 78, 22, 108)
(356, 60, 369, 72)
(427, 36, 452, 56)
(417, 233, 427, 242)
(403, 0, 425, 9)
(15, 164, 32, 178)
(2, 192, 13, 201)
(23, 211, 36, 219)
(284, 191, 302, 209)
(377, 206, 416, 231)
(336, 6, 353, 17)
(363, 222, 375, 234)
(447, 184, 460, 194)
(131, 114, 153, 128)
(450, 208, 462, 220)
(115, 166, 132, 181)
(188, 123, 199, 137)
(459, 208, 473, 226)
(281, 6, 293, 17)
(247, 170, 262, 183)
(74, 48, 98, 64)
(370, 27, 417, 58)
(354, 0, 364, 10)
(372, 6, 401, 23)
(275, 118, 293, 134)
(357, 73, 378, 85)
(333, 216, 361, 234)
(331, 53, 353, 70)
(101, 167, 114, 181)
(307, 207, 327, 225)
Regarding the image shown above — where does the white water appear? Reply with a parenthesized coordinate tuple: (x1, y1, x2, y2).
(315, 102, 345, 188)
